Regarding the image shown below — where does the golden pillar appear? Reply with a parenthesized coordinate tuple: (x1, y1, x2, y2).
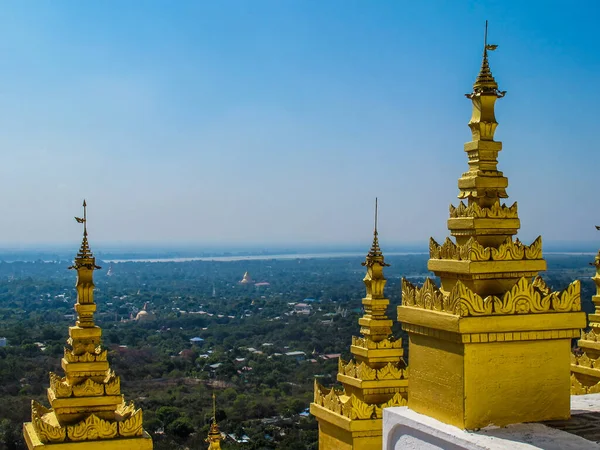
(397, 23, 586, 430)
(23, 201, 153, 449)
(311, 200, 408, 450)
(571, 232, 600, 393)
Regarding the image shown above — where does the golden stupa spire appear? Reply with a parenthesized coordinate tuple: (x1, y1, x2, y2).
(23, 201, 153, 449)
(206, 393, 222, 449)
(310, 200, 408, 449)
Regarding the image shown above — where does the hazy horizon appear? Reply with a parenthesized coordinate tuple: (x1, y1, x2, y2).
(0, 1, 598, 245)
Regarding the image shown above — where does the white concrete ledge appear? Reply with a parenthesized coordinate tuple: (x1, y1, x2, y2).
(383, 398, 600, 450)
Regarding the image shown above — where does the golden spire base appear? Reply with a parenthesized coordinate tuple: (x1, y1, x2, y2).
(311, 200, 408, 449)
(397, 27, 586, 430)
(23, 202, 152, 449)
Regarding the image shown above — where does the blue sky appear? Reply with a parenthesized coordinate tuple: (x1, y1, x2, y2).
(0, 1, 598, 249)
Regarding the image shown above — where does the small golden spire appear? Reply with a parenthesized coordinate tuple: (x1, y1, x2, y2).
(212, 392, 216, 422)
(70, 200, 100, 270)
(206, 393, 222, 449)
(363, 198, 389, 267)
(469, 21, 506, 97)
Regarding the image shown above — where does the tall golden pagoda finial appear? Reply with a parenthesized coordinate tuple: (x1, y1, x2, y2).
(471, 20, 505, 95)
(363, 198, 388, 268)
(71, 200, 99, 268)
(206, 393, 222, 449)
(465, 21, 506, 145)
(69, 200, 101, 328)
(360, 198, 391, 339)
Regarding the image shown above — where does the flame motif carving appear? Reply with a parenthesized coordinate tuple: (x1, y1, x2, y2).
(402, 277, 581, 316)
(571, 374, 587, 395)
(571, 352, 599, 369)
(552, 280, 581, 312)
(452, 282, 493, 316)
(72, 378, 105, 397)
(449, 200, 518, 218)
(313, 382, 406, 420)
(104, 371, 121, 396)
(429, 236, 542, 261)
(349, 394, 374, 419)
(356, 362, 377, 381)
(571, 373, 600, 395)
(49, 372, 72, 398)
(351, 336, 402, 350)
(493, 277, 551, 314)
(339, 358, 406, 381)
(64, 347, 108, 363)
(67, 414, 118, 441)
(380, 392, 408, 409)
(32, 401, 66, 443)
(119, 408, 144, 437)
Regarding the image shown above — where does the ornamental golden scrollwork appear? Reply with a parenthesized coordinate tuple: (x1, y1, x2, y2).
(349, 395, 374, 420)
(351, 336, 402, 350)
(72, 378, 105, 397)
(104, 370, 121, 395)
(429, 236, 542, 261)
(571, 352, 600, 369)
(377, 362, 403, 380)
(356, 361, 377, 380)
(119, 408, 144, 437)
(64, 346, 108, 363)
(493, 277, 551, 314)
(31, 401, 66, 443)
(338, 358, 406, 381)
(571, 374, 587, 395)
(552, 280, 581, 312)
(67, 414, 118, 441)
(49, 372, 73, 398)
(449, 200, 518, 219)
(380, 392, 408, 409)
(571, 373, 600, 395)
(314, 380, 407, 421)
(452, 281, 493, 316)
(402, 277, 581, 317)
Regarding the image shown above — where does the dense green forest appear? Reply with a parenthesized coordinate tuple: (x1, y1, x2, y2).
(0, 251, 596, 449)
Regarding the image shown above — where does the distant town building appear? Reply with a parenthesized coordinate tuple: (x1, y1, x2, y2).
(294, 303, 312, 315)
(285, 351, 306, 362)
(190, 337, 204, 344)
(0, 337, 7, 347)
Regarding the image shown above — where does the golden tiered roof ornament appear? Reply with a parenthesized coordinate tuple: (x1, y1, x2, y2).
(23, 201, 153, 450)
(397, 22, 586, 430)
(206, 393, 223, 450)
(571, 226, 600, 394)
(311, 199, 408, 449)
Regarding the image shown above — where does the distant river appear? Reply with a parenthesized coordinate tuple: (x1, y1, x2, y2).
(103, 252, 428, 264)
